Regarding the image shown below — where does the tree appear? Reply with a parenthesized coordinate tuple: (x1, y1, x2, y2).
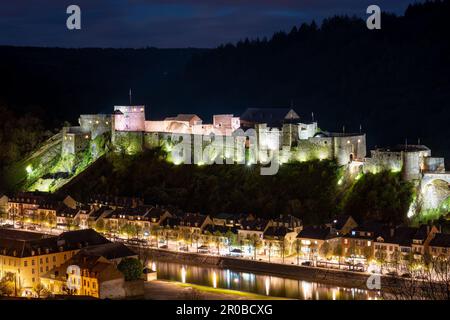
(249, 234, 263, 260)
(375, 250, 388, 273)
(0, 273, 15, 296)
(363, 246, 374, 263)
(391, 250, 401, 272)
(225, 230, 238, 253)
(0, 208, 7, 224)
(38, 211, 47, 228)
(95, 218, 105, 233)
(319, 241, 332, 260)
(66, 217, 79, 231)
(213, 230, 223, 255)
(309, 242, 318, 262)
(151, 225, 162, 247)
(47, 214, 56, 229)
(347, 241, 356, 258)
(104, 220, 113, 236)
(383, 257, 450, 300)
(119, 222, 133, 239)
(117, 258, 143, 281)
(268, 242, 273, 262)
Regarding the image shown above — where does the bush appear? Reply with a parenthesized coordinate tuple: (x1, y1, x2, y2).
(117, 258, 143, 281)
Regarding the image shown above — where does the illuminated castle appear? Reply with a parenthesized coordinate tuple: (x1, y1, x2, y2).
(63, 105, 368, 168)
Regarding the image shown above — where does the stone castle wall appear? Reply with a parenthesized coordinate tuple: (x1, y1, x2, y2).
(62, 127, 90, 156)
(79, 114, 111, 139)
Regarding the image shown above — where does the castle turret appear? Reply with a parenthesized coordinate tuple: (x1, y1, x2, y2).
(113, 106, 146, 132)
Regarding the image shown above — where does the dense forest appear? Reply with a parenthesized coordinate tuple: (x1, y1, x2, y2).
(61, 150, 413, 225)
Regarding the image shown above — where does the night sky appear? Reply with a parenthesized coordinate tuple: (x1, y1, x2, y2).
(1, 0, 420, 48)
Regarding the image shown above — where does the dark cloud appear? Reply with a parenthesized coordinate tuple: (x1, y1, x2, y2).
(0, 0, 420, 48)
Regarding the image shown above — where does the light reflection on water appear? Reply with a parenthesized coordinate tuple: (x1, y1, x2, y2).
(150, 260, 378, 300)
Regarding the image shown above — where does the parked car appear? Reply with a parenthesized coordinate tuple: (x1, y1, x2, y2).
(229, 248, 243, 257)
(197, 245, 210, 254)
(401, 273, 412, 278)
(301, 261, 313, 267)
(159, 244, 168, 249)
(355, 263, 365, 270)
(179, 246, 189, 252)
(386, 271, 398, 277)
(27, 226, 36, 230)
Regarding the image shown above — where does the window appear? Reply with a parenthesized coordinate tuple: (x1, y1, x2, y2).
(46, 266, 49, 271)
(46, 257, 49, 263)
(32, 269, 35, 274)
(32, 278, 35, 283)
(53, 256, 56, 262)
(40, 267, 43, 273)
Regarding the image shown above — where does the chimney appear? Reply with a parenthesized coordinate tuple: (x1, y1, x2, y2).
(390, 228, 395, 238)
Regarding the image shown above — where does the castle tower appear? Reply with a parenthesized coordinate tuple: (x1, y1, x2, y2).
(113, 106, 146, 132)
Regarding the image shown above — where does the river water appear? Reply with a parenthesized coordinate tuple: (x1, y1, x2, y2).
(149, 259, 379, 300)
